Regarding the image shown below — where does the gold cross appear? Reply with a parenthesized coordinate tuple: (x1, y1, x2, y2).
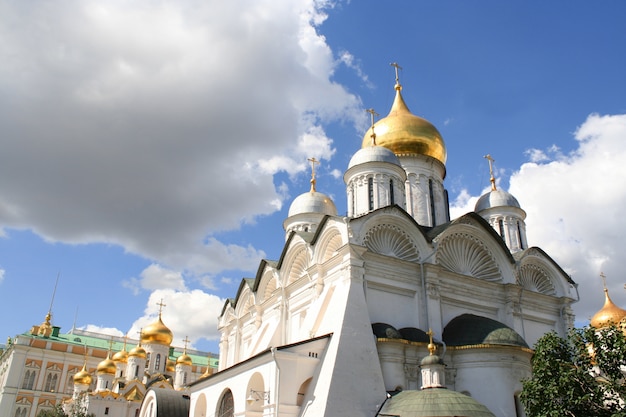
(390, 62, 402, 84)
(600, 272, 607, 290)
(484, 154, 497, 191)
(366, 108, 379, 146)
(157, 299, 166, 315)
(307, 157, 320, 192)
(182, 336, 190, 350)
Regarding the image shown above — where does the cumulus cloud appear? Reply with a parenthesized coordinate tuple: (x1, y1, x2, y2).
(123, 264, 187, 295)
(451, 113, 626, 324)
(0, 268, 4, 284)
(79, 325, 125, 338)
(130, 289, 225, 348)
(0, 0, 361, 282)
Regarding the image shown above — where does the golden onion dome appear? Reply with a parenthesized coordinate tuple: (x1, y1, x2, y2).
(74, 364, 93, 385)
(112, 349, 128, 363)
(129, 344, 147, 358)
(590, 288, 626, 328)
(97, 355, 117, 375)
(141, 314, 174, 346)
(166, 359, 175, 373)
(176, 353, 193, 366)
(362, 83, 446, 167)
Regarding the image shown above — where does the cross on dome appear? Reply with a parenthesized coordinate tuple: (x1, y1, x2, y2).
(390, 62, 402, 87)
(484, 154, 497, 191)
(307, 157, 320, 192)
(366, 108, 379, 145)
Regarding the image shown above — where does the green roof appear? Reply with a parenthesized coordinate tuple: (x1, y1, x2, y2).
(378, 389, 496, 417)
(442, 314, 528, 348)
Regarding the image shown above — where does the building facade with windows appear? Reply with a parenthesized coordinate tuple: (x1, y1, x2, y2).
(0, 311, 216, 417)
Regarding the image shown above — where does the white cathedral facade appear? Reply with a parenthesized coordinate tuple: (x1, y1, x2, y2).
(139, 75, 578, 417)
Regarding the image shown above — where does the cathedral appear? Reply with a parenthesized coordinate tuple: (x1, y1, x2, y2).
(138, 71, 583, 417)
(0, 305, 216, 417)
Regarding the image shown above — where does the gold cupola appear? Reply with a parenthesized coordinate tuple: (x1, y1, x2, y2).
(129, 343, 147, 358)
(74, 363, 93, 385)
(141, 313, 174, 346)
(361, 81, 446, 166)
(97, 353, 117, 375)
(590, 288, 626, 328)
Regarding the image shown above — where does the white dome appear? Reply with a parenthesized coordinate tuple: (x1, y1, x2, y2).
(347, 145, 401, 169)
(288, 191, 337, 217)
(475, 189, 521, 212)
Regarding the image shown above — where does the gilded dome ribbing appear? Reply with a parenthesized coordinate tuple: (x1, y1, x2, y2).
(361, 83, 447, 165)
(74, 364, 92, 385)
(141, 314, 174, 346)
(112, 349, 128, 363)
(97, 354, 116, 375)
(176, 353, 193, 366)
(590, 289, 626, 328)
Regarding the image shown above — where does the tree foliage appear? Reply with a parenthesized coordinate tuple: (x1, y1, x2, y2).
(36, 400, 95, 417)
(521, 325, 626, 417)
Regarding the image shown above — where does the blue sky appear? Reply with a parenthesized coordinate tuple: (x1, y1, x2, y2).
(1, 0, 626, 353)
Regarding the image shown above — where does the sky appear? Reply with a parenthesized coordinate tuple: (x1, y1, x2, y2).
(1, 0, 626, 353)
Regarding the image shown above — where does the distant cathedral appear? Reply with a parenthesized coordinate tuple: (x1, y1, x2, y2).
(0, 302, 216, 417)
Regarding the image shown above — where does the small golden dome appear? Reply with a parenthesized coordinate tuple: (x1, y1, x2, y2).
(362, 84, 446, 167)
(129, 344, 147, 358)
(176, 353, 193, 366)
(112, 349, 128, 363)
(141, 314, 174, 346)
(590, 289, 626, 328)
(74, 364, 92, 385)
(166, 359, 175, 373)
(97, 355, 116, 375)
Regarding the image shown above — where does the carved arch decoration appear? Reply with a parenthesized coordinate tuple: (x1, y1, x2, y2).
(362, 224, 420, 262)
(234, 287, 254, 318)
(517, 263, 556, 295)
(437, 232, 501, 281)
(285, 246, 309, 286)
(260, 270, 279, 303)
(320, 231, 344, 263)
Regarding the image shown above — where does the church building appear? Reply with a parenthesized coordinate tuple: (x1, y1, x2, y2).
(140, 69, 580, 417)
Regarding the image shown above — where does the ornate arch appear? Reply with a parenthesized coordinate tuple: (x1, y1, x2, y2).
(363, 224, 420, 262)
(285, 246, 309, 286)
(517, 263, 556, 295)
(320, 231, 343, 263)
(260, 270, 279, 302)
(437, 232, 501, 281)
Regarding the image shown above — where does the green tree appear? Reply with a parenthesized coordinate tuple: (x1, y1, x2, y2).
(521, 325, 626, 417)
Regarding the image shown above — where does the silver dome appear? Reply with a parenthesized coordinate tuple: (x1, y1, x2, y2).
(288, 191, 337, 217)
(347, 145, 401, 169)
(475, 189, 521, 212)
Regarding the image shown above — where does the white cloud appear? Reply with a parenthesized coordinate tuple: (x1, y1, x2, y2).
(0, 269, 5, 284)
(78, 325, 124, 338)
(130, 289, 225, 349)
(123, 264, 188, 295)
(0, 0, 360, 282)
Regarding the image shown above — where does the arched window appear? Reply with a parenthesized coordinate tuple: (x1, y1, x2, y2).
(22, 371, 31, 389)
(389, 179, 394, 205)
(135, 365, 139, 378)
(498, 219, 505, 237)
(517, 221, 524, 249)
(28, 371, 36, 390)
(217, 389, 234, 417)
(155, 354, 161, 371)
(183, 372, 187, 385)
(145, 353, 150, 368)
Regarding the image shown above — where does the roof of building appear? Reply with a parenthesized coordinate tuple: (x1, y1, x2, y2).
(378, 389, 496, 417)
(443, 314, 529, 348)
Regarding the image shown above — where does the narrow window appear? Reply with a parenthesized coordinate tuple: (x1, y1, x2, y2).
(498, 219, 505, 237)
(105, 407, 109, 415)
(155, 354, 161, 371)
(22, 371, 31, 389)
(517, 221, 524, 249)
(145, 353, 150, 368)
(428, 179, 436, 225)
(135, 365, 139, 378)
(389, 179, 394, 205)
(183, 372, 187, 385)
(368, 177, 374, 211)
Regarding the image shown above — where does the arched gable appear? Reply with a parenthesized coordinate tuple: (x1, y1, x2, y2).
(234, 284, 255, 318)
(433, 213, 517, 283)
(256, 268, 279, 304)
(349, 205, 431, 262)
(281, 244, 310, 287)
(515, 247, 575, 297)
(314, 227, 345, 264)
